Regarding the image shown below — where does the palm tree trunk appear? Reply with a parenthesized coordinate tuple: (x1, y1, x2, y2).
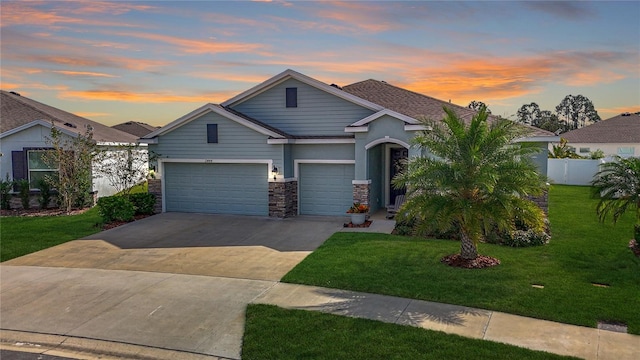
(460, 232, 478, 260)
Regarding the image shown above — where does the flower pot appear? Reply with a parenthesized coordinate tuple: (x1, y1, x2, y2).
(350, 213, 366, 225)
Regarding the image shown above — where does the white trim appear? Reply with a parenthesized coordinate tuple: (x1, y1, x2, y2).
(0, 119, 78, 139)
(404, 124, 430, 131)
(365, 137, 410, 150)
(138, 138, 158, 144)
(350, 109, 420, 127)
(142, 104, 286, 140)
(221, 69, 384, 111)
(267, 138, 355, 145)
(97, 141, 142, 146)
(344, 126, 368, 133)
(352, 179, 371, 185)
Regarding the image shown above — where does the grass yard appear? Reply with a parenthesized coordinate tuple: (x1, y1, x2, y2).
(242, 304, 578, 360)
(0, 207, 103, 262)
(282, 185, 640, 334)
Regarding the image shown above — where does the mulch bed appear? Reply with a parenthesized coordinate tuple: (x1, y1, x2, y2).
(101, 214, 152, 230)
(441, 254, 501, 269)
(0, 208, 90, 217)
(343, 220, 372, 228)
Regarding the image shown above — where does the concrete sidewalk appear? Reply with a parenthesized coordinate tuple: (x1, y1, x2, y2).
(253, 283, 640, 360)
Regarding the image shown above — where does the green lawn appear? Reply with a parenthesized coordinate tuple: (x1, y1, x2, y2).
(282, 185, 640, 334)
(242, 304, 578, 360)
(0, 207, 103, 262)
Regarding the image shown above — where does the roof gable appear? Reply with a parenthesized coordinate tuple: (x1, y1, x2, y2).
(221, 69, 383, 111)
(0, 90, 137, 143)
(112, 121, 159, 137)
(561, 113, 640, 143)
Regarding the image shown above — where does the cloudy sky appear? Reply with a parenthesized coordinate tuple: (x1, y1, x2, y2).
(1, 0, 638, 127)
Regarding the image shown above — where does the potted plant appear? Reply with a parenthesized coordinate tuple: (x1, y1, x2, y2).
(347, 202, 368, 225)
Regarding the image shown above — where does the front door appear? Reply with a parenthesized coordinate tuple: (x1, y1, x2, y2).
(389, 148, 408, 204)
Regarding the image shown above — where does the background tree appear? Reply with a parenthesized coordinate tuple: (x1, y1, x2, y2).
(536, 110, 568, 133)
(516, 102, 541, 126)
(555, 94, 601, 130)
(44, 125, 98, 213)
(394, 107, 546, 263)
(467, 100, 491, 114)
(94, 144, 151, 197)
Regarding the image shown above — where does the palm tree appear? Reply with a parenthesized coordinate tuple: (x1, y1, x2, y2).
(393, 107, 547, 261)
(591, 156, 640, 235)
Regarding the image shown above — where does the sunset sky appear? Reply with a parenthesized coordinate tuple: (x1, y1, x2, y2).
(1, 0, 639, 127)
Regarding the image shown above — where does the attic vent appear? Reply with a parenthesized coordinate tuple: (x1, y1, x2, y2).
(63, 122, 77, 128)
(621, 112, 631, 116)
(330, 83, 342, 90)
(9, 91, 21, 96)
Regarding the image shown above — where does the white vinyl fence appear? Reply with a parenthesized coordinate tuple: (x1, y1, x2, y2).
(547, 158, 604, 186)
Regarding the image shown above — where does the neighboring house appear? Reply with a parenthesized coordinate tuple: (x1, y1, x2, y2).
(141, 69, 557, 217)
(0, 90, 142, 198)
(112, 121, 159, 137)
(557, 112, 640, 159)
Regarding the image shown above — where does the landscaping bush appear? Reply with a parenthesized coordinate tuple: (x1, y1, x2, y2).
(17, 179, 30, 210)
(502, 229, 550, 247)
(97, 195, 135, 223)
(0, 175, 12, 210)
(130, 193, 155, 215)
(37, 179, 53, 209)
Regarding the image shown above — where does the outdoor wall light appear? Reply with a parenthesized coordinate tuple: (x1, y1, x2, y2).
(272, 166, 278, 180)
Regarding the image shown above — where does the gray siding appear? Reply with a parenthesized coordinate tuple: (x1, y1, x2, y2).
(151, 111, 283, 164)
(292, 144, 355, 160)
(232, 78, 375, 136)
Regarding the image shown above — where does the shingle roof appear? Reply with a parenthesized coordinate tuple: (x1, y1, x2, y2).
(342, 79, 554, 138)
(561, 113, 640, 143)
(1, 90, 138, 143)
(112, 121, 159, 137)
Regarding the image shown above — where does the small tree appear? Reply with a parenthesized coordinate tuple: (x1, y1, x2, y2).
(44, 124, 98, 214)
(0, 174, 13, 210)
(93, 144, 151, 197)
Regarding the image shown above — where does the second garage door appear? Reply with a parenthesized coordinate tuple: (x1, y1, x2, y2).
(164, 162, 268, 215)
(299, 163, 354, 216)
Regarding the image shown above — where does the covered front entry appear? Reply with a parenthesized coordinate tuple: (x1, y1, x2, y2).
(365, 143, 408, 212)
(164, 162, 269, 215)
(298, 163, 355, 216)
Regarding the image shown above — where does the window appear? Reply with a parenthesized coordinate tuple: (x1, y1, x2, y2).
(286, 87, 297, 108)
(579, 147, 590, 153)
(28, 150, 57, 188)
(617, 147, 635, 156)
(207, 124, 218, 143)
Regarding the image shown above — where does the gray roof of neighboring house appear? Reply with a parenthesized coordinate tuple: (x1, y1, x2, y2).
(112, 121, 159, 137)
(561, 113, 640, 143)
(342, 79, 555, 138)
(1, 90, 138, 143)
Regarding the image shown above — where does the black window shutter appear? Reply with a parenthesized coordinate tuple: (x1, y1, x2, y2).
(207, 124, 218, 143)
(286, 87, 297, 108)
(12, 150, 27, 191)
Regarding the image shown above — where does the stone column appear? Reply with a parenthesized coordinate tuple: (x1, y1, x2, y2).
(148, 178, 162, 214)
(352, 180, 371, 206)
(269, 179, 298, 218)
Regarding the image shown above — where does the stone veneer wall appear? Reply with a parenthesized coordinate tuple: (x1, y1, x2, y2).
(353, 183, 370, 206)
(527, 188, 549, 215)
(269, 180, 298, 218)
(148, 178, 162, 214)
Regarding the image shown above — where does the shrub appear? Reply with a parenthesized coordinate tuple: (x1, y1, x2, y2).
(97, 195, 135, 223)
(37, 179, 53, 209)
(0, 175, 12, 210)
(17, 179, 30, 210)
(130, 193, 155, 215)
(503, 229, 551, 247)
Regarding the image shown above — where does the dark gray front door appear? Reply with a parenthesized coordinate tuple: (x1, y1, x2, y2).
(389, 148, 408, 204)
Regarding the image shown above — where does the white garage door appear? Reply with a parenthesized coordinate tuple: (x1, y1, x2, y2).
(164, 162, 268, 215)
(299, 163, 354, 216)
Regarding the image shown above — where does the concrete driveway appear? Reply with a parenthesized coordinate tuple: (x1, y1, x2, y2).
(3, 212, 344, 281)
(1, 213, 344, 359)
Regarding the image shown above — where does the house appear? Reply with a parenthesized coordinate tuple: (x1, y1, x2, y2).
(112, 121, 159, 137)
(141, 69, 557, 217)
(558, 112, 640, 159)
(0, 90, 142, 199)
